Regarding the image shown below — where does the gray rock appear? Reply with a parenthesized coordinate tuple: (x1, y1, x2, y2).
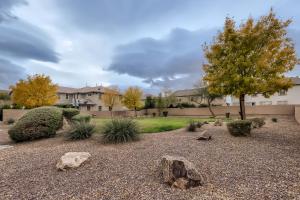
(196, 130, 212, 141)
(56, 152, 91, 171)
(161, 155, 203, 189)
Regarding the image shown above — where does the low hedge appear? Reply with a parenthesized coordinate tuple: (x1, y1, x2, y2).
(227, 120, 252, 137)
(72, 114, 92, 123)
(66, 121, 95, 140)
(249, 117, 265, 128)
(62, 108, 80, 120)
(8, 106, 63, 142)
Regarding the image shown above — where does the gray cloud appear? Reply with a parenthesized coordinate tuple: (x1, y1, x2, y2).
(108, 28, 216, 89)
(0, 0, 26, 22)
(0, 58, 26, 88)
(0, 21, 59, 63)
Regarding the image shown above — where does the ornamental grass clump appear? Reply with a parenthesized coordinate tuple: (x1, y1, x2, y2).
(102, 118, 140, 143)
(66, 121, 95, 140)
(187, 120, 197, 132)
(227, 120, 252, 137)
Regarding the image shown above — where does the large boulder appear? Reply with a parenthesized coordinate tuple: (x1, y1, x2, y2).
(196, 130, 212, 141)
(56, 152, 91, 171)
(161, 155, 204, 189)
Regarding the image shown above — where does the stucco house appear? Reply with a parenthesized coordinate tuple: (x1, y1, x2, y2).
(57, 86, 125, 111)
(172, 88, 226, 106)
(231, 77, 300, 106)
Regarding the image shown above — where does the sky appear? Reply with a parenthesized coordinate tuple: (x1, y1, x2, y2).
(0, 0, 300, 93)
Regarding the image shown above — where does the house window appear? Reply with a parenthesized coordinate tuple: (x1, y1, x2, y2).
(277, 100, 288, 105)
(98, 106, 102, 111)
(278, 89, 287, 96)
(66, 94, 69, 99)
(88, 93, 92, 96)
(99, 94, 101, 99)
(87, 105, 91, 111)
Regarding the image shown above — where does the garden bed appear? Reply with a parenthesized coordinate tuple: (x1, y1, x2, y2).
(0, 116, 299, 199)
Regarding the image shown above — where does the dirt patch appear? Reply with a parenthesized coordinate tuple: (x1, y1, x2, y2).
(0, 116, 299, 199)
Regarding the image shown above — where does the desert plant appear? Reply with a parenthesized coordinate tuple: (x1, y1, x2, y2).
(72, 114, 91, 123)
(214, 119, 223, 126)
(6, 118, 15, 125)
(62, 108, 80, 120)
(187, 120, 197, 132)
(102, 119, 140, 143)
(162, 111, 168, 117)
(66, 121, 95, 140)
(196, 121, 204, 128)
(152, 113, 156, 117)
(272, 117, 278, 122)
(8, 106, 63, 142)
(249, 117, 265, 128)
(227, 120, 252, 137)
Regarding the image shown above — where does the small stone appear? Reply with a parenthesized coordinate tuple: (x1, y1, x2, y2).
(56, 152, 91, 171)
(196, 130, 212, 141)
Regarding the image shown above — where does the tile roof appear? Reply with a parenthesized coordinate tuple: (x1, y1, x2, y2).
(58, 86, 105, 94)
(291, 77, 300, 85)
(172, 88, 202, 97)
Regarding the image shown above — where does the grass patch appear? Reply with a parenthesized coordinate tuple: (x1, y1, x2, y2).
(93, 117, 231, 133)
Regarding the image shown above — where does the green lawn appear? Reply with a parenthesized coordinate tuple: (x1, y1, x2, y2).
(93, 117, 231, 133)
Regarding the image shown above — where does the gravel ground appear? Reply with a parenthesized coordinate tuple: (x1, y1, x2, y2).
(0, 116, 299, 200)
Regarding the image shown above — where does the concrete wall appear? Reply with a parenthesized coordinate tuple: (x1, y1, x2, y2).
(295, 106, 300, 124)
(3, 109, 29, 122)
(144, 105, 295, 117)
(2, 105, 297, 122)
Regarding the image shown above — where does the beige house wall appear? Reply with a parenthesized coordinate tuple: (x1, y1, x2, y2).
(175, 96, 226, 106)
(3, 109, 29, 122)
(232, 85, 300, 106)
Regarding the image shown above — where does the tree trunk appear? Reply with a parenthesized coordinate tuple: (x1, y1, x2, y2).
(134, 107, 137, 118)
(239, 94, 246, 120)
(207, 99, 216, 118)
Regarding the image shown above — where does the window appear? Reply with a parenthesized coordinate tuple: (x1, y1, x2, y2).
(98, 106, 102, 111)
(278, 89, 287, 96)
(87, 105, 91, 111)
(88, 93, 92, 96)
(99, 94, 101, 99)
(277, 100, 288, 105)
(66, 94, 69, 99)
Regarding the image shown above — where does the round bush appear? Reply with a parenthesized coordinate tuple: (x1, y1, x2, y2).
(227, 120, 252, 137)
(62, 108, 80, 120)
(102, 119, 140, 143)
(72, 114, 91, 123)
(8, 106, 63, 142)
(67, 121, 95, 140)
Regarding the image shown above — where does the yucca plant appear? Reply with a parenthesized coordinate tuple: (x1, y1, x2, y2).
(102, 118, 140, 143)
(67, 121, 95, 140)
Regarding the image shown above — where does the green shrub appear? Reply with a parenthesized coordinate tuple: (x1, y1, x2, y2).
(227, 120, 252, 137)
(66, 121, 95, 140)
(6, 118, 15, 125)
(8, 106, 63, 142)
(196, 121, 204, 128)
(187, 120, 197, 132)
(62, 108, 80, 120)
(249, 117, 265, 128)
(102, 119, 140, 143)
(272, 117, 278, 122)
(72, 114, 91, 123)
(2, 104, 11, 109)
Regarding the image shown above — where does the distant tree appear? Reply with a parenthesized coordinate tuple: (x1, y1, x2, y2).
(203, 10, 298, 120)
(102, 87, 121, 117)
(195, 85, 223, 117)
(122, 87, 143, 117)
(10, 74, 58, 108)
(155, 90, 176, 116)
(144, 96, 155, 109)
(0, 93, 10, 101)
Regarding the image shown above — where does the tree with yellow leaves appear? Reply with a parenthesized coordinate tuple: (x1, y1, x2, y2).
(203, 10, 298, 120)
(102, 87, 121, 117)
(10, 74, 58, 108)
(122, 87, 143, 117)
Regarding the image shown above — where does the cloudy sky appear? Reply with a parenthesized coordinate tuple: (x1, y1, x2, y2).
(0, 0, 299, 92)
